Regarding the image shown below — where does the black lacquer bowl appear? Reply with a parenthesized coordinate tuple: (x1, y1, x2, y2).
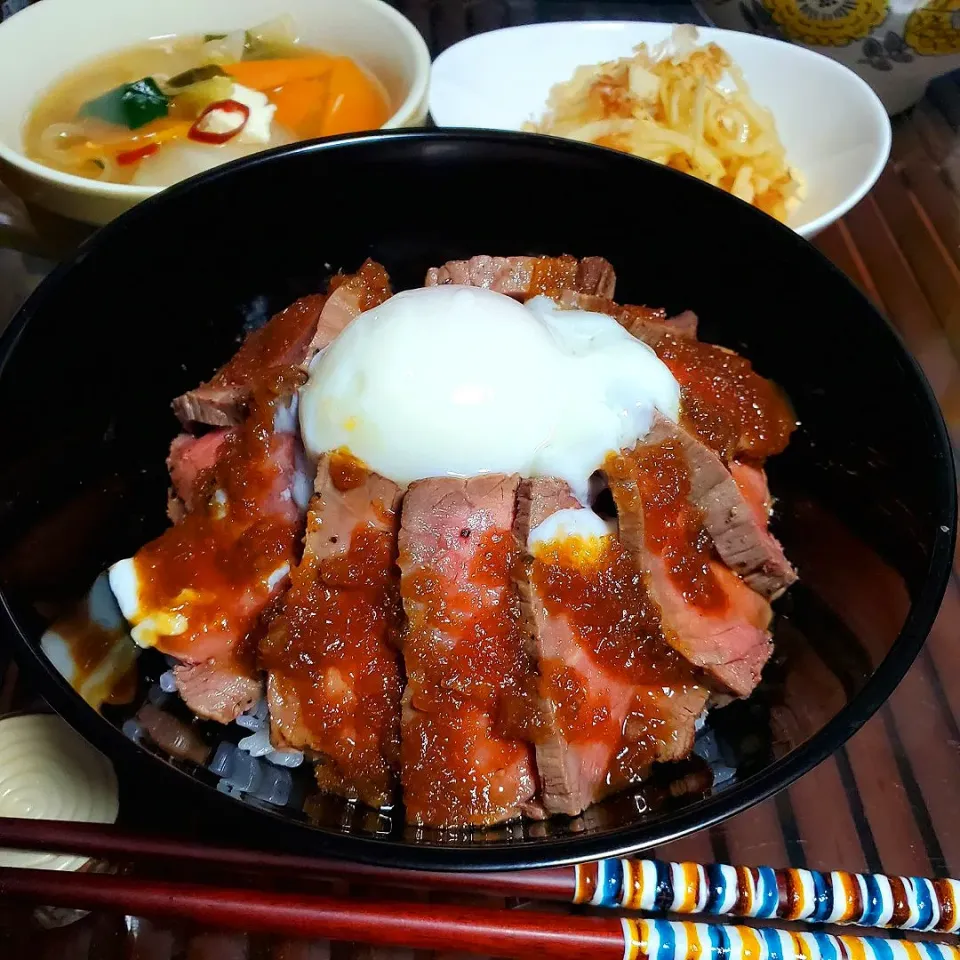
(0, 131, 954, 870)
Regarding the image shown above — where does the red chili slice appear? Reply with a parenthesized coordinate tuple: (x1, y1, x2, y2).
(116, 143, 160, 166)
(188, 99, 251, 144)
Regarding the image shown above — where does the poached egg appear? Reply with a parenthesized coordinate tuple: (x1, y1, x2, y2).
(299, 286, 679, 502)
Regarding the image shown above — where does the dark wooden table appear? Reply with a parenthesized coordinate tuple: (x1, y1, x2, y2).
(3, 1, 960, 957)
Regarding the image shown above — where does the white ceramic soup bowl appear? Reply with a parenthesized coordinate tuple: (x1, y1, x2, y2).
(0, 0, 431, 226)
(429, 21, 892, 239)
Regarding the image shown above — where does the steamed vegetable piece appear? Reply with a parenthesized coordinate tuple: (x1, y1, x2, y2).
(166, 64, 228, 88)
(269, 76, 330, 136)
(79, 77, 169, 129)
(199, 16, 298, 65)
(223, 56, 335, 91)
(202, 30, 246, 64)
(60, 119, 193, 168)
(223, 56, 390, 139)
(174, 75, 236, 114)
(243, 14, 299, 59)
(317, 59, 391, 135)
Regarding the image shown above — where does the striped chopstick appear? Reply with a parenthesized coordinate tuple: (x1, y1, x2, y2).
(574, 860, 960, 933)
(619, 919, 960, 960)
(1, 865, 959, 960)
(2, 818, 959, 934)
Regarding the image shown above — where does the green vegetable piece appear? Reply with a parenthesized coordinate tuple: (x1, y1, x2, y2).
(203, 33, 227, 42)
(78, 77, 169, 129)
(243, 14, 299, 60)
(167, 64, 228, 89)
(174, 75, 235, 114)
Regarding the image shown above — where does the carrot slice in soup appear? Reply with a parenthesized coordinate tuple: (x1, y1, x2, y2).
(270, 75, 332, 139)
(316, 58, 390, 136)
(223, 56, 335, 92)
(267, 58, 389, 139)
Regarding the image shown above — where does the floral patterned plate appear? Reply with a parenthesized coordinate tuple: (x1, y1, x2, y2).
(697, 0, 960, 113)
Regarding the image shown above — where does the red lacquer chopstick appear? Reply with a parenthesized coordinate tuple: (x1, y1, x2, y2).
(0, 817, 569, 898)
(0, 866, 616, 960)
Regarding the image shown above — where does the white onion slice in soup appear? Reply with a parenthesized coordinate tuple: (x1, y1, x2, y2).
(131, 126, 294, 188)
(37, 122, 90, 164)
(132, 139, 263, 187)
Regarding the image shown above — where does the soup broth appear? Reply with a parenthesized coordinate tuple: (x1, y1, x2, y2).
(24, 18, 391, 186)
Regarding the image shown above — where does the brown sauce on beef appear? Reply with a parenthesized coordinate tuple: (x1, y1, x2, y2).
(654, 333, 796, 462)
(328, 448, 369, 492)
(404, 530, 531, 722)
(608, 441, 728, 612)
(538, 657, 616, 744)
(401, 700, 534, 826)
(327, 260, 393, 313)
(136, 369, 305, 660)
(619, 303, 668, 325)
(262, 518, 403, 802)
(531, 535, 700, 774)
(531, 537, 670, 677)
(401, 529, 537, 824)
(604, 690, 672, 792)
(529, 255, 580, 295)
(212, 298, 325, 388)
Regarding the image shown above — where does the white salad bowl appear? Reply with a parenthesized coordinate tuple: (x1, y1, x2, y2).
(0, 0, 430, 227)
(429, 21, 892, 239)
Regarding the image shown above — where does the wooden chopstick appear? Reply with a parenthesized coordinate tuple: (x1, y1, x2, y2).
(2, 865, 960, 960)
(0, 817, 568, 898)
(3, 817, 959, 934)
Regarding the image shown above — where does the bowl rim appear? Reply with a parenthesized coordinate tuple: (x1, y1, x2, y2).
(0, 0, 431, 202)
(0, 128, 953, 871)
(428, 20, 893, 239)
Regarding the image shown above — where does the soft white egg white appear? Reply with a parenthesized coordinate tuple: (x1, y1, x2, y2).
(527, 507, 616, 551)
(299, 286, 680, 502)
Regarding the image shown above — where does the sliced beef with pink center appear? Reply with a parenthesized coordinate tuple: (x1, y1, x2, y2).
(301, 260, 392, 365)
(172, 295, 326, 428)
(173, 261, 392, 428)
(166, 428, 235, 521)
(605, 434, 775, 698)
(424, 254, 616, 300)
(172, 660, 262, 726)
(544, 289, 698, 344)
(261, 452, 404, 808)
(110, 390, 310, 724)
(398, 475, 539, 827)
(515, 478, 707, 816)
(644, 417, 797, 600)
